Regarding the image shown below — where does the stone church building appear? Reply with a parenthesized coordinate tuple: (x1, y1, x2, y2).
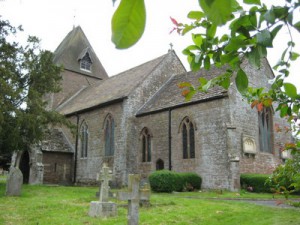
(12, 26, 290, 190)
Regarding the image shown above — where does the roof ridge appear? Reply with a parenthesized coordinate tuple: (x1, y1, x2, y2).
(56, 85, 88, 111)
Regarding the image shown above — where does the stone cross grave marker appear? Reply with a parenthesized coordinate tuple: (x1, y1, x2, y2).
(89, 163, 117, 218)
(117, 174, 151, 225)
(6, 167, 23, 196)
(99, 163, 112, 202)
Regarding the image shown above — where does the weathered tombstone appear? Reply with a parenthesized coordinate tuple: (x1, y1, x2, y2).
(117, 174, 151, 225)
(89, 163, 117, 218)
(5, 167, 23, 196)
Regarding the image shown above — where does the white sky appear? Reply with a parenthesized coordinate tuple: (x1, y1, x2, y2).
(0, 0, 299, 89)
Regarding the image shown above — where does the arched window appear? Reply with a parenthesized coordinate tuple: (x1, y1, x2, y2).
(181, 117, 195, 159)
(80, 52, 92, 72)
(80, 122, 88, 158)
(258, 107, 273, 153)
(156, 159, 164, 170)
(141, 127, 152, 162)
(104, 114, 115, 156)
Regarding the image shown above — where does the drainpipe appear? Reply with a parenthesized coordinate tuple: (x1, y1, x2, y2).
(168, 109, 172, 170)
(74, 114, 80, 183)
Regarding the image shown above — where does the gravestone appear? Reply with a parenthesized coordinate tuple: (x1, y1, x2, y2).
(5, 167, 23, 196)
(117, 174, 151, 225)
(89, 163, 117, 218)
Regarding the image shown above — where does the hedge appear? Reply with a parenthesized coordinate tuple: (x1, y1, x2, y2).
(240, 173, 272, 193)
(149, 170, 202, 193)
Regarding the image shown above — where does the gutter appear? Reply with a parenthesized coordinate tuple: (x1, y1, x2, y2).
(136, 94, 228, 118)
(65, 97, 127, 117)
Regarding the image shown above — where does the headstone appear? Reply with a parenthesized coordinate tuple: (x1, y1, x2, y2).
(89, 163, 117, 218)
(117, 174, 151, 225)
(98, 163, 112, 202)
(5, 167, 23, 196)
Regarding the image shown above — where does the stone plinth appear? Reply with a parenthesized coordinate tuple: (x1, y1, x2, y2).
(88, 201, 117, 217)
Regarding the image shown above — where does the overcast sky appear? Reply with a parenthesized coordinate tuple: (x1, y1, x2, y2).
(0, 0, 299, 89)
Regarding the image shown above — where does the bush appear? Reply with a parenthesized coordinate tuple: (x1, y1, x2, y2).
(265, 153, 300, 198)
(181, 172, 202, 191)
(240, 173, 272, 193)
(149, 170, 201, 193)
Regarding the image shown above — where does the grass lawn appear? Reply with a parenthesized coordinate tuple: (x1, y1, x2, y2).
(0, 175, 300, 225)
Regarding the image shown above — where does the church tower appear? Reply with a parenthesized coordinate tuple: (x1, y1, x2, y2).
(48, 26, 108, 110)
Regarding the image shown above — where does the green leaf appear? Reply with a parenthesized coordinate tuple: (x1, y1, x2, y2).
(202, 79, 212, 92)
(247, 48, 261, 69)
(284, 83, 298, 99)
(192, 34, 203, 46)
(264, 9, 276, 23)
(111, 0, 146, 49)
(290, 52, 300, 61)
(220, 34, 229, 43)
(206, 23, 217, 38)
(204, 56, 210, 70)
(235, 68, 248, 94)
(219, 75, 231, 89)
(182, 25, 194, 35)
(293, 21, 300, 33)
(280, 104, 289, 117)
(199, 0, 238, 25)
(243, 0, 261, 5)
(257, 45, 267, 58)
(287, 12, 293, 26)
(199, 77, 208, 85)
(271, 24, 283, 39)
(185, 88, 197, 101)
(257, 29, 273, 47)
(224, 35, 247, 52)
(187, 11, 205, 20)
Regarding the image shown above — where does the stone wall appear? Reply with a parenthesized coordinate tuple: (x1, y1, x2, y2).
(42, 151, 73, 185)
(228, 58, 289, 175)
(64, 102, 125, 186)
(134, 97, 232, 189)
(45, 70, 102, 110)
(124, 51, 186, 180)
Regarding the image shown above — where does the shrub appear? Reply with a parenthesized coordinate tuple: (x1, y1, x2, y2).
(265, 153, 300, 199)
(181, 172, 202, 191)
(149, 170, 201, 193)
(240, 173, 272, 193)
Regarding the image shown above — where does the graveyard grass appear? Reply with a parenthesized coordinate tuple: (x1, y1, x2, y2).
(0, 176, 300, 225)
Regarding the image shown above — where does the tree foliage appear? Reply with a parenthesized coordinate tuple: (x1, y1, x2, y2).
(0, 18, 70, 154)
(111, 0, 300, 145)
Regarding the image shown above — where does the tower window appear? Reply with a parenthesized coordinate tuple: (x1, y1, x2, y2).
(80, 52, 92, 72)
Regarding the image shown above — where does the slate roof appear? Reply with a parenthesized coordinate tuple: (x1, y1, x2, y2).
(53, 26, 108, 80)
(136, 66, 228, 116)
(58, 53, 168, 116)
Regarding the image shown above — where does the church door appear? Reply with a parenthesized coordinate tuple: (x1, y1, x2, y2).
(19, 151, 30, 184)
